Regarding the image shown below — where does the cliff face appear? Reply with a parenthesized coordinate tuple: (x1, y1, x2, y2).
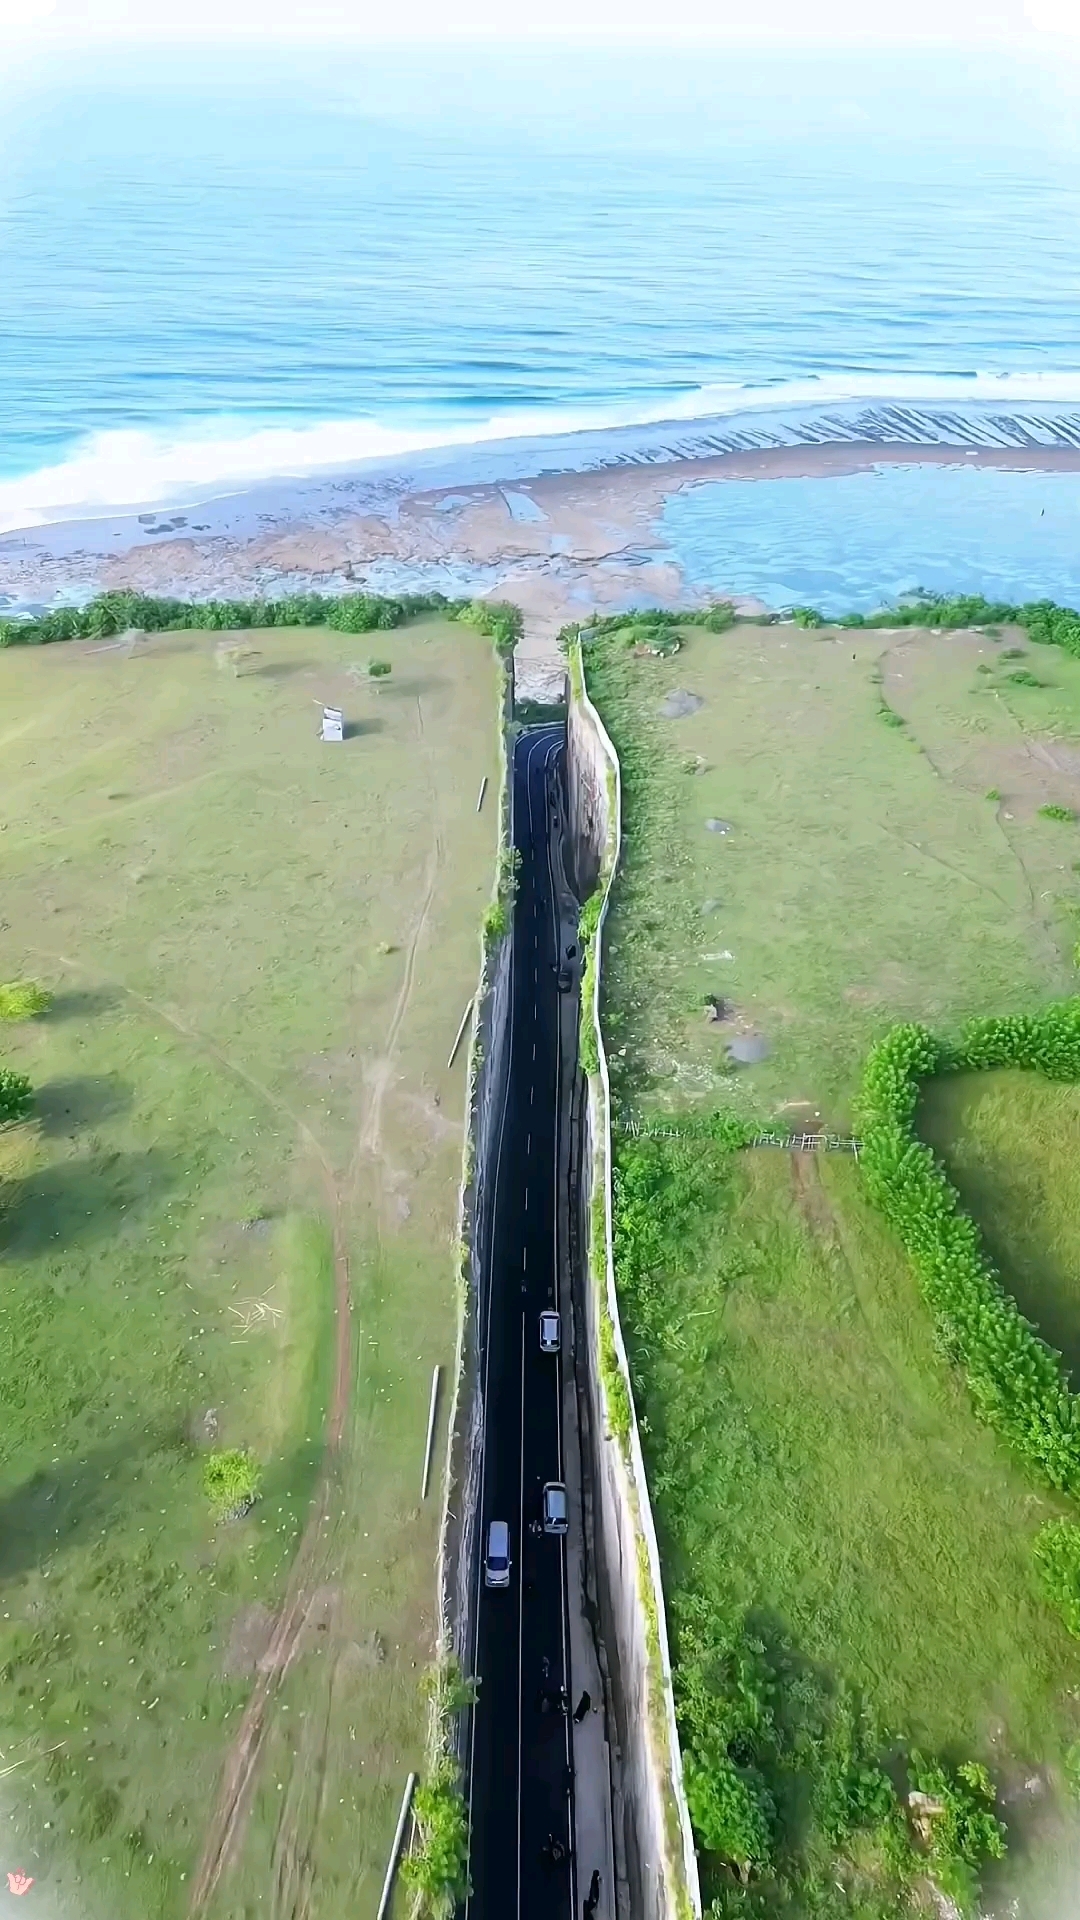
(566, 657, 702, 1920)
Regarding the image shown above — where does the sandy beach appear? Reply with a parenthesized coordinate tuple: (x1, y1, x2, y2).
(6, 405, 1080, 701)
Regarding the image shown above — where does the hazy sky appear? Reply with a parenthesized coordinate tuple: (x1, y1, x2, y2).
(1, 0, 1077, 40)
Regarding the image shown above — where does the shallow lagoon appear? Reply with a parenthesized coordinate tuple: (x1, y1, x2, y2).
(660, 462, 1080, 614)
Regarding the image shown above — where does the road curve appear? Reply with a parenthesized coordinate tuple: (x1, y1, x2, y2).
(465, 725, 576, 1920)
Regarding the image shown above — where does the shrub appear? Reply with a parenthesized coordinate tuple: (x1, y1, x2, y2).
(0, 981, 52, 1021)
(367, 659, 392, 680)
(1007, 669, 1044, 687)
(877, 702, 905, 729)
(985, 788, 1002, 802)
(1039, 803, 1075, 823)
(0, 589, 449, 649)
(202, 1448, 261, 1517)
(683, 1751, 774, 1871)
(481, 899, 508, 947)
(907, 1754, 1006, 1916)
(0, 1068, 33, 1126)
(791, 606, 825, 628)
(401, 1762, 470, 1916)
(448, 598, 522, 660)
(1033, 1519, 1080, 1636)
(598, 1307, 631, 1443)
(857, 1004, 1080, 1490)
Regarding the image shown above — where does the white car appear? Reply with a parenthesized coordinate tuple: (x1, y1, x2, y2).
(484, 1519, 511, 1589)
(539, 1310, 561, 1354)
(542, 1481, 569, 1535)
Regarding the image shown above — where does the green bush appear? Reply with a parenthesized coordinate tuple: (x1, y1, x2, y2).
(202, 1448, 261, 1518)
(1007, 669, 1044, 687)
(683, 1750, 774, 1871)
(907, 1754, 1006, 1916)
(367, 658, 392, 680)
(1039, 803, 1075, 823)
(877, 702, 905, 729)
(857, 1003, 1080, 1490)
(985, 788, 1002, 802)
(401, 1762, 470, 1916)
(447, 598, 522, 660)
(0, 980, 52, 1021)
(791, 606, 825, 629)
(0, 589, 453, 649)
(598, 1307, 631, 1443)
(481, 899, 508, 947)
(0, 1068, 33, 1126)
(1033, 1519, 1080, 1636)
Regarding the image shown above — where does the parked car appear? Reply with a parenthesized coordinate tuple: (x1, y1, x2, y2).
(556, 945, 578, 991)
(485, 1519, 511, 1588)
(539, 1310, 561, 1354)
(542, 1481, 569, 1535)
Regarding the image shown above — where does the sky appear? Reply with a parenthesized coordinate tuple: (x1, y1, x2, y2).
(0, 0, 1077, 40)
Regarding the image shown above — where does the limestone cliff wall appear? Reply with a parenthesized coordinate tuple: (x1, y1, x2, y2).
(566, 651, 701, 1920)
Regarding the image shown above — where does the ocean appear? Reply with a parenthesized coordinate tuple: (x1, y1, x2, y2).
(3, 40, 1080, 600)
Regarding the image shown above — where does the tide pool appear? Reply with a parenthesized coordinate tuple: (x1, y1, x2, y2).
(659, 463, 1080, 614)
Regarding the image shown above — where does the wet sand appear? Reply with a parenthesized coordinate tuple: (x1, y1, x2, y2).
(6, 423, 1080, 703)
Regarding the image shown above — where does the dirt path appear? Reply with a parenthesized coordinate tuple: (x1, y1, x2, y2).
(201, 694, 447, 1914)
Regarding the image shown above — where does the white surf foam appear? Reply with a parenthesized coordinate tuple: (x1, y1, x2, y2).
(7, 370, 1080, 535)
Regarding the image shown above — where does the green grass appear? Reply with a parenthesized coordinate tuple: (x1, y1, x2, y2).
(588, 621, 1080, 1121)
(0, 617, 500, 1918)
(919, 1069, 1080, 1385)
(586, 619, 1080, 1914)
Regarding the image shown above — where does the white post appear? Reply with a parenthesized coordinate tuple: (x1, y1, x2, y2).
(476, 775, 488, 813)
(376, 1772, 417, 1920)
(446, 999, 474, 1071)
(421, 1365, 441, 1500)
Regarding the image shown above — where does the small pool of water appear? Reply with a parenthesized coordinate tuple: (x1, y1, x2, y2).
(658, 462, 1080, 614)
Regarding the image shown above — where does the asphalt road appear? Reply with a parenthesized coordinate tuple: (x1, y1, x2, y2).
(465, 725, 577, 1920)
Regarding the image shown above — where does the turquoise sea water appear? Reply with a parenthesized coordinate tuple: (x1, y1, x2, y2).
(661, 465, 1080, 614)
(2, 40, 1080, 595)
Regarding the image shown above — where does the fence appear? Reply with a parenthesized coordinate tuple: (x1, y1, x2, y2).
(616, 1119, 862, 1155)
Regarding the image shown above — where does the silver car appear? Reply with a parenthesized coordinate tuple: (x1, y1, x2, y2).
(539, 1310, 561, 1354)
(484, 1519, 511, 1588)
(542, 1481, 569, 1535)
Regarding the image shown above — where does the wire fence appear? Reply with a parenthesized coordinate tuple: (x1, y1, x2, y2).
(615, 1118, 862, 1155)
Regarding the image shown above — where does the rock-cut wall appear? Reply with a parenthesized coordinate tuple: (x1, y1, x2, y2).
(565, 658, 702, 1920)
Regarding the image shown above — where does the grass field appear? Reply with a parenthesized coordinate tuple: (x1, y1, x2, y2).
(587, 619, 1080, 1916)
(0, 618, 500, 1920)
(594, 620, 1080, 1122)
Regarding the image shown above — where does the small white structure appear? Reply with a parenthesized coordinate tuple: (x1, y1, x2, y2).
(320, 706, 344, 743)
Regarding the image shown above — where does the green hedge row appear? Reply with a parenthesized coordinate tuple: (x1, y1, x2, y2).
(858, 1000, 1080, 1491)
(0, 589, 523, 653)
(565, 593, 1080, 660)
(792, 591, 1080, 654)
